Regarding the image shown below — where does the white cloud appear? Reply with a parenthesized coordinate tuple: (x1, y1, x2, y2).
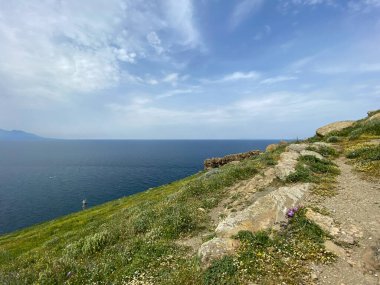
(348, 0, 380, 12)
(315, 62, 380, 74)
(289, 56, 317, 71)
(156, 88, 197, 99)
(0, 0, 201, 99)
(222, 71, 261, 82)
(162, 0, 201, 48)
(230, 0, 264, 29)
(146, 32, 165, 55)
(260, 76, 297, 84)
(162, 73, 180, 84)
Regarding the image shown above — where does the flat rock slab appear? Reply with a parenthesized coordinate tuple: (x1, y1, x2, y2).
(316, 121, 354, 137)
(198, 237, 240, 266)
(300, 150, 324, 160)
(286, 143, 309, 153)
(275, 151, 300, 180)
(215, 183, 311, 237)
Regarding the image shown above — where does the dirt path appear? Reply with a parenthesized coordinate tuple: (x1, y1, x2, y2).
(314, 158, 380, 285)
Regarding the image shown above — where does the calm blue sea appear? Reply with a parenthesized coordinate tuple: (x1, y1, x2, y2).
(0, 140, 279, 234)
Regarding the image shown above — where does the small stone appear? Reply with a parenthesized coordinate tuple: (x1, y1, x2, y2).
(337, 232, 355, 245)
(311, 273, 318, 280)
(324, 240, 346, 258)
(198, 207, 206, 213)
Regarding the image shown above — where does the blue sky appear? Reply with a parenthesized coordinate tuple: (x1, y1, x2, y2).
(0, 0, 379, 139)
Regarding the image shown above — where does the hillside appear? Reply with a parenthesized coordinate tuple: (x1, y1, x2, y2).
(0, 111, 379, 284)
(0, 129, 46, 141)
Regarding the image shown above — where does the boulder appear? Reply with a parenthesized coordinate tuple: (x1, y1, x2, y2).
(324, 240, 346, 258)
(274, 151, 300, 180)
(198, 237, 240, 266)
(215, 183, 311, 237)
(306, 209, 339, 236)
(313, 142, 332, 148)
(300, 150, 324, 160)
(316, 121, 354, 137)
(286, 143, 309, 153)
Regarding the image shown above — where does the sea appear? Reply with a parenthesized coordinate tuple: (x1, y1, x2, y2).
(0, 140, 280, 235)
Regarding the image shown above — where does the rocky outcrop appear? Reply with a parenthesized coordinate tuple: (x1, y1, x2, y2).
(215, 183, 311, 237)
(316, 121, 354, 137)
(198, 142, 331, 265)
(204, 150, 261, 169)
(274, 151, 300, 180)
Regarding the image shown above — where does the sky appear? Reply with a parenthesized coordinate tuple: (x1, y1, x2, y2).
(0, 0, 379, 139)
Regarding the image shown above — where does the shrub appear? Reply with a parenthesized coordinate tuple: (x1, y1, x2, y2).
(326, 136, 340, 143)
(161, 206, 197, 239)
(300, 156, 339, 175)
(82, 230, 114, 255)
(286, 164, 314, 183)
(203, 256, 238, 285)
(235, 230, 271, 248)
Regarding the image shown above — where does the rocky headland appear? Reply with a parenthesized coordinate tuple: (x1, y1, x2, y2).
(0, 110, 379, 284)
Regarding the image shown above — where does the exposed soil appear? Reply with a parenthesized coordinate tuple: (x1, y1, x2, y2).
(312, 158, 380, 285)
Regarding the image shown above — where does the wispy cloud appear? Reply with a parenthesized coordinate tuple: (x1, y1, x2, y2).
(315, 62, 380, 74)
(348, 0, 380, 12)
(203, 71, 261, 84)
(0, 0, 201, 99)
(230, 0, 264, 30)
(260, 76, 297, 84)
(156, 88, 197, 99)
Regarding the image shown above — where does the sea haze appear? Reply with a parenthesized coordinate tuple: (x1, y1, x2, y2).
(0, 140, 279, 234)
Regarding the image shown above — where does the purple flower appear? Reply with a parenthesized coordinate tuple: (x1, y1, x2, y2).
(286, 206, 301, 218)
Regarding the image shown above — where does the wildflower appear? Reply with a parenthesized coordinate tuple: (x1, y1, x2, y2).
(286, 206, 300, 218)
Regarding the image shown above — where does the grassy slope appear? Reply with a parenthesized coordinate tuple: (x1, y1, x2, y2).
(1, 111, 379, 284)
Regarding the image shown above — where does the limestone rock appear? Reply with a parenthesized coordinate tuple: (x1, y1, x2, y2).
(286, 143, 309, 153)
(274, 151, 300, 180)
(306, 209, 340, 236)
(324, 240, 346, 258)
(300, 150, 324, 160)
(305, 209, 356, 244)
(313, 142, 332, 148)
(215, 184, 311, 237)
(198, 237, 240, 266)
(316, 121, 354, 137)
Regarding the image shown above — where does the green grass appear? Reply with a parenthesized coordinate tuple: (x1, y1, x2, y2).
(0, 149, 286, 284)
(286, 155, 340, 184)
(203, 209, 335, 284)
(345, 143, 380, 177)
(324, 116, 380, 141)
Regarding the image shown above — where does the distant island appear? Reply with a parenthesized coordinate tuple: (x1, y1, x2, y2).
(0, 129, 47, 141)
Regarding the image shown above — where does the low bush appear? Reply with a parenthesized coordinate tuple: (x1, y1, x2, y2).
(203, 256, 238, 285)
